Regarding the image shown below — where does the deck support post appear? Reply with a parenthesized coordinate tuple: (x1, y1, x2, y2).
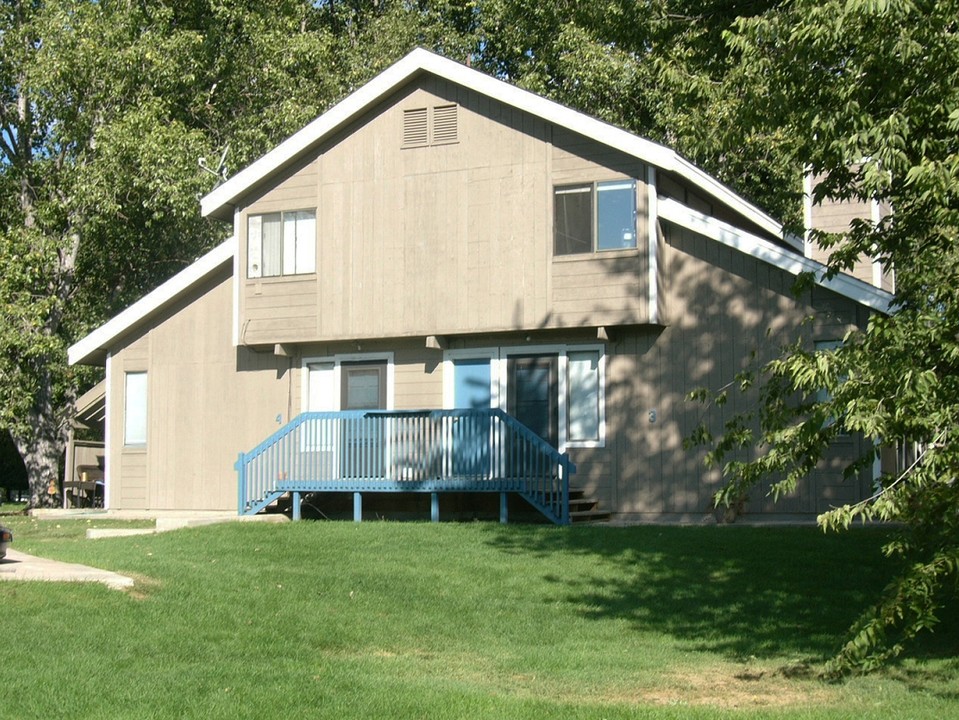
(430, 493, 439, 523)
(292, 492, 301, 521)
(353, 492, 362, 522)
(500, 492, 508, 524)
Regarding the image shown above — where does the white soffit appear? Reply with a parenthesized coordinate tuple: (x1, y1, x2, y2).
(658, 197, 894, 314)
(68, 238, 236, 366)
(200, 48, 786, 243)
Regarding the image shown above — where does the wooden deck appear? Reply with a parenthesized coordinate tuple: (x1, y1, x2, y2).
(235, 409, 575, 524)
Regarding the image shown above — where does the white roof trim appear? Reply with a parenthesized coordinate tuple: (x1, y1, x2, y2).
(201, 48, 786, 243)
(658, 197, 894, 314)
(68, 238, 236, 366)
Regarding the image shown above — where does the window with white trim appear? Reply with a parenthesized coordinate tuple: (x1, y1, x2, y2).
(554, 180, 637, 255)
(814, 340, 848, 436)
(247, 210, 316, 278)
(124, 372, 147, 446)
(499, 344, 606, 449)
(567, 350, 601, 443)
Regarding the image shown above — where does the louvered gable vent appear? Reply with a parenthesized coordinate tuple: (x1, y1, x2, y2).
(432, 104, 457, 144)
(402, 104, 458, 148)
(403, 107, 429, 147)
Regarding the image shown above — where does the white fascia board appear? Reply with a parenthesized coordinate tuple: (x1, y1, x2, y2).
(68, 237, 236, 366)
(200, 49, 789, 244)
(658, 197, 894, 314)
(668, 155, 791, 246)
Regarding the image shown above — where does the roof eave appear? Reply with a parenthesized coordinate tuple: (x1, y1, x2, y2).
(68, 238, 236, 366)
(658, 197, 894, 314)
(201, 51, 435, 219)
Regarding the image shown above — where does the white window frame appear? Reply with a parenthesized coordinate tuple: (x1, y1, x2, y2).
(501, 344, 606, 452)
(442, 348, 500, 410)
(567, 348, 603, 445)
(301, 352, 395, 414)
(814, 340, 848, 437)
(553, 179, 638, 256)
(443, 344, 607, 452)
(300, 353, 395, 462)
(123, 371, 148, 447)
(247, 209, 316, 279)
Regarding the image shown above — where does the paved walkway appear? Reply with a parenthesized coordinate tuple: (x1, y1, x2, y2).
(0, 510, 287, 591)
(0, 549, 134, 590)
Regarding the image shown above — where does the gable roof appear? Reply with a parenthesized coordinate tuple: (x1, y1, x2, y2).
(70, 51, 894, 368)
(200, 48, 798, 251)
(68, 238, 235, 366)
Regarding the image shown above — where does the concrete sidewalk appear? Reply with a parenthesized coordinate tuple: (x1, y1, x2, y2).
(0, 509, 287, 591)
(0, 549, 135, 591)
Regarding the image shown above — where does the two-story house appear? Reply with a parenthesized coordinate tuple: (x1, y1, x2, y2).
(67, 49, 892, 524)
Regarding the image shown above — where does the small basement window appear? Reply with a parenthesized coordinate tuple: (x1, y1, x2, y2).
(554, 180, 637, 256)
(248, 210, 316, 278)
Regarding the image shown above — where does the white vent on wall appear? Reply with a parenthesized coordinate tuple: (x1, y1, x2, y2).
(403, 104, 458, 148)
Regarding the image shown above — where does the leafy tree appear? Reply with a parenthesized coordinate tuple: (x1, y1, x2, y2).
(0, 0, 478, 508)
(0, 0, 339, 507)
(690, 0, 959, 674)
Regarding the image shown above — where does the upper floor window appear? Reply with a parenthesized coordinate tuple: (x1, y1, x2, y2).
(247, 210, 316, 278)
(554, 180, 637, 256)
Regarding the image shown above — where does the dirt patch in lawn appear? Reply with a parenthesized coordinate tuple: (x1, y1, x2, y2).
(633, 665, 836, 709)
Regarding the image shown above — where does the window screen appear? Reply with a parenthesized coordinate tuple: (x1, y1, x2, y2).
(554, 180, 637, 255)
(554, 185, 592, 255)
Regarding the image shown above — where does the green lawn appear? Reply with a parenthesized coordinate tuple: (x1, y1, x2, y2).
(1, 512, 957, 719)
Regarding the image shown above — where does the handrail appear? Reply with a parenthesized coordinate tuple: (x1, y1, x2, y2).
(235, 409, 574, 523)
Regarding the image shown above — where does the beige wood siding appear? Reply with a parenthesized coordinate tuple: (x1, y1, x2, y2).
(809, 195, 878, 285)
(107, 267, 295, 511)
(240, 156, 320, 344)
(110, 334, 150, 509)
(549, 129, 649, 325)
(235, 76, 656, 347)
(551, 254, 647, 326)
(602, 221, 873, 521)
(102, 230, 875, 519)
(808, 171, 894, 290)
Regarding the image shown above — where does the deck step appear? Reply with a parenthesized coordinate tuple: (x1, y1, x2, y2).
(567, 487, 610, 524)
(570, 509, 612, 523)
(569, 498, 599, 510)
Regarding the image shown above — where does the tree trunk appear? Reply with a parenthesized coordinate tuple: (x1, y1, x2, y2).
(13, 370, 70, 509)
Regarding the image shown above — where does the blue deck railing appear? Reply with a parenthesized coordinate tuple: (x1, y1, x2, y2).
(235, 409, 575, 524)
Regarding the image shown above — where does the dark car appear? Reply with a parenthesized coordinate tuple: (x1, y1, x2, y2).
(0, 525, 11, 559)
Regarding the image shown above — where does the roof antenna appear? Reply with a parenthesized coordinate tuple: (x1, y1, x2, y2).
(198, 144, 230, 188)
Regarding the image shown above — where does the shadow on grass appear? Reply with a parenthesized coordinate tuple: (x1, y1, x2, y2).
(482, 524, 901, 664)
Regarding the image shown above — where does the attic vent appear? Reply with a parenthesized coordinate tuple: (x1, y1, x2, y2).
(432, 104, 458, 145)
(402, 104, 459, 148)
(403, 108, 429, 147)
